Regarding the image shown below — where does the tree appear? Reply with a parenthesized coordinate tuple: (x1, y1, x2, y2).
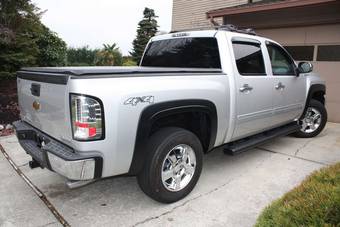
(122, 56, 137, 66)
(0, 0, 42, 78)
(67, 46, 99, 66)
(36, 25, 67, 66)
(130, 7, 158, 64)
(0, 0, 67, 78)
(95, 43, 123, 66)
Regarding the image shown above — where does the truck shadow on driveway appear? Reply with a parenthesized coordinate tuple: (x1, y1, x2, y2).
(1, 123, 339, 226)
(20, 145, 276, 226)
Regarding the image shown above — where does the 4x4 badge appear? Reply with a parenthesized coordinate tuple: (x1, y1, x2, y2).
(124, 96, 154, 106)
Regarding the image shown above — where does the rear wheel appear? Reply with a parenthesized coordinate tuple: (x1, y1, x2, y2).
(293, 99, 327, 138)
(137, 127, 203, 203)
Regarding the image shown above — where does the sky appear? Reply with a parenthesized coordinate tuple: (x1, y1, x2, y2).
(32, 0, 173, 55)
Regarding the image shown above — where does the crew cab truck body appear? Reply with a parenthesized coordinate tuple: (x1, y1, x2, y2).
(14, 29, 327, 203)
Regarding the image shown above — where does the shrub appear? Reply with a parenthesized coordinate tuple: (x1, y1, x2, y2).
(66, 46, 98, 66)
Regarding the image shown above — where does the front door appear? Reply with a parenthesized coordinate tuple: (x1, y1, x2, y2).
(265, 42, 306, 126)
(230, 37, 275, 140)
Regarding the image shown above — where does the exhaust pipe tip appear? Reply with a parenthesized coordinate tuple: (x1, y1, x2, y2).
(66, 180, 96, 189)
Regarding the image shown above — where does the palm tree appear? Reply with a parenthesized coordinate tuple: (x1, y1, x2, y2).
(95, 43, 123, 66)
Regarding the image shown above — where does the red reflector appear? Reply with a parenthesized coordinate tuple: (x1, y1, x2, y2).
(89, 127, 96, 137)
(75, 122, 97, 137)
(75, 122, 89, 128)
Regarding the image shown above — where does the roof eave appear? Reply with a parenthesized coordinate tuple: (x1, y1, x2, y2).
(206, 0, 337, 18)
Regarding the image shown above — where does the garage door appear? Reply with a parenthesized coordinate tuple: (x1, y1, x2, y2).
(258, 24, 340, 123)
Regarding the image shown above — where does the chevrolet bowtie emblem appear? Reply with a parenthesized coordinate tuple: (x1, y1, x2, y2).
(33, 101, 41, 111)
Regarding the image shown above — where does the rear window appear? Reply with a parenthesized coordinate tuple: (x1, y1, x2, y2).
(141, 37, 221, 68)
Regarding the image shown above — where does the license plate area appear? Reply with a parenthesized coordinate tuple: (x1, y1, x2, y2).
(17, 130, 50, 149)
(34, 133, 50, 148)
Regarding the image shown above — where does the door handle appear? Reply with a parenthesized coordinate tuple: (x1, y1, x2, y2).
(275, 82, 285, 90)
(239, 84, 253, 93)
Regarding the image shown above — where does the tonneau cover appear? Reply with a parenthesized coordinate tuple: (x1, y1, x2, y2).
(20, 66, 222, 76)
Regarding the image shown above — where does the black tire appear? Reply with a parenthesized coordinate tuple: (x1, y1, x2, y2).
(137, 127, 203, 203)
(293, 99, 327, 138)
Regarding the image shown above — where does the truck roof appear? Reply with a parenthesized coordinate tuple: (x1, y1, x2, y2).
(152, 29, 277, 48)
(152, 30, 219, 41)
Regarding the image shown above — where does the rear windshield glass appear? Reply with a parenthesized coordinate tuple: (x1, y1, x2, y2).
(141, 37, 221, 68)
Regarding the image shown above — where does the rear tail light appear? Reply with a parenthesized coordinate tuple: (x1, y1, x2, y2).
(70, 94, 104, 141)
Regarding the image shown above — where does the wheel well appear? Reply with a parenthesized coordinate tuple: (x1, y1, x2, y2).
(150, 111, 212, 152)
(311, 91, 325, 105)
(128, 99, 217, 175)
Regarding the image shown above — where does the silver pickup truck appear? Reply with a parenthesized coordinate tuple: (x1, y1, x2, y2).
(14, 27, 327, 203)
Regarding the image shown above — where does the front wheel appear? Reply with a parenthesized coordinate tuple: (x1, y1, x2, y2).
(293, 99, 327, 138)
(137, 127, 203, 203)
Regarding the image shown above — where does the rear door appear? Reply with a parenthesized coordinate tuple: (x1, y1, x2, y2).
(230, 37, 275, 140)
(265, 42, 306, 126)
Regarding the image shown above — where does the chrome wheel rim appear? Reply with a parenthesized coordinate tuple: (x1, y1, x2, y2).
(161, 144, 196, 192)
(300, 107, 322, 133)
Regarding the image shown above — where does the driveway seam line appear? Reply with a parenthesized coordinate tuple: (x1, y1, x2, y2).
(294, 139, 313, 156)
(256, 146, 327, 166)
(36, 221, 59, 227)
(0, 144, 70, 227)
(17, 162, 29, 167)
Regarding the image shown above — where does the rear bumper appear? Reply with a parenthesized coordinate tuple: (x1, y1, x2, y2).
(13, 121, 103, 180)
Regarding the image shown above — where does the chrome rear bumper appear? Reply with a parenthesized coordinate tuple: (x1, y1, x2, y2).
(13, 121, 102, 181)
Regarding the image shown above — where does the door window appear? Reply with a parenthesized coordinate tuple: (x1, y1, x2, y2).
(266, 43, 296, 75)
(232, 41, 266, 76)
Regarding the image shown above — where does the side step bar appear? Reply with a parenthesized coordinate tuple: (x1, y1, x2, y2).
(224, 122, 300, 155)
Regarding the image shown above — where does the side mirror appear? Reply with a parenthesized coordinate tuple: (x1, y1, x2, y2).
(298, 62, 313, 75)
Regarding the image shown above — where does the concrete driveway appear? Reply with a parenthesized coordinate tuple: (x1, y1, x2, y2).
(1, 123, 340, 227)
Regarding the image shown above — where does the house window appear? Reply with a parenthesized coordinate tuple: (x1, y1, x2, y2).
(284, 46, 314, 61)
(317, 45, 340, 61)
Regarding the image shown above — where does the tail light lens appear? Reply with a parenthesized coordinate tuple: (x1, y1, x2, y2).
(70, 94, 104, 141)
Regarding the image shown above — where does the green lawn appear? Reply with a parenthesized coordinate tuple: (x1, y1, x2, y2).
(256, 162, 340, 227)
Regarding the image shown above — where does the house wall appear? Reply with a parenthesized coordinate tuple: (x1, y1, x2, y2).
(172, 0, 247, 31)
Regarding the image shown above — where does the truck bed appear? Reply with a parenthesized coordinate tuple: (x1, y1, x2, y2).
(17, 66, 223, 84)
(16, 66, 224, 144)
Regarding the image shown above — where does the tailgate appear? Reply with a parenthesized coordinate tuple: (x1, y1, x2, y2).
(17, 71, 72, 141)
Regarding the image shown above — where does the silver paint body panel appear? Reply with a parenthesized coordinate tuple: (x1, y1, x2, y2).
(17, 30, 324, 178)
